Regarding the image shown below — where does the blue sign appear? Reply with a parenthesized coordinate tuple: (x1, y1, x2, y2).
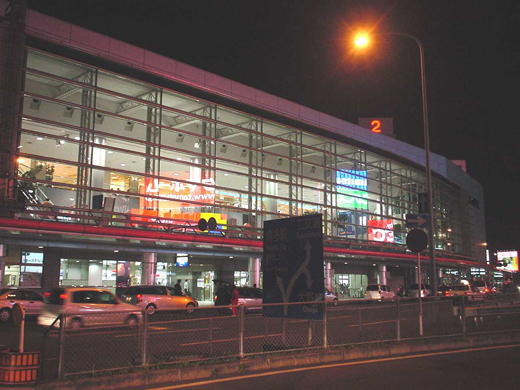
(405, 214, 429, 229)
(262, 214, 324, 320)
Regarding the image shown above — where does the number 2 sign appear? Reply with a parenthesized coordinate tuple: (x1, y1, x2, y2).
(370, 120, 382, 133)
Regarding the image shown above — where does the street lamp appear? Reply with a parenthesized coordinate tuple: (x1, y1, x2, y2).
(354, 32, 437, 295)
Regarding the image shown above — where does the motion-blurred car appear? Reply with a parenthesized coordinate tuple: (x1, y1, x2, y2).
(121, 285, 198, 315)
(365, 284, 395, 301)
(406, 284, 431, 298)
(450, 284, 485, 303)
(324, 288, 339, 306)
(38, 287, 142, 330)
(0, 289, 44, 322)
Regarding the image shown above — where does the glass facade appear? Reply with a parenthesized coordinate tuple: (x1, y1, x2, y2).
(15, 48, 464, 254)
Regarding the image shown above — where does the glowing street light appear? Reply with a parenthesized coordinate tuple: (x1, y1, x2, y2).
(353, 31, 437, 296)
(354, 35, 369, 47)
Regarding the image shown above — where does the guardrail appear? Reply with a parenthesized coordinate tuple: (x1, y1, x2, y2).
(40, 295, 520, 380)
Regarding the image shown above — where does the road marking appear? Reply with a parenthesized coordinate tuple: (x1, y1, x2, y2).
(147, 343, 520, 389)
(181, 334, 282, 347)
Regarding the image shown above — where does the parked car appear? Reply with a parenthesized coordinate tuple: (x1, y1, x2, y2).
(324, 288, 339, 306)
(450, 284, 485, 303)
(121, 285, 198, 315)
(406, 284, 431, 298)
(0, 289, 44, 322)
(364, 284, 395, 301)
(214, 284, 263, 313)
(38, 287, 142, 330)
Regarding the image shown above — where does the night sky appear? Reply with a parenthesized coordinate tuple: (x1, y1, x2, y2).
(26, 0, 520, 253)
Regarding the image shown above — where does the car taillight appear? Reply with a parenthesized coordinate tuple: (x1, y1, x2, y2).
(43, 292, 50, 298)
(484, 288, 489, 293)
(59, 294, 67, 300)
(136, 294, 142, 303)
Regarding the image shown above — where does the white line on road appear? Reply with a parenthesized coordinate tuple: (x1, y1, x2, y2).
(147, 343, 520, 389)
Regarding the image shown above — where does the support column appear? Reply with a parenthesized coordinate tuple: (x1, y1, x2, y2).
(42, 249, 61, 292)
(377, 265, 387, 285)
(325, 262, 332, 291)
(141, 252, 156, 285)
(265, 174, 278, 216)
(248, 257, 260, 287)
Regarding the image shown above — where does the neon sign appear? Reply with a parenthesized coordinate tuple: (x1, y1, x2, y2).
(370, 120, 382, 133)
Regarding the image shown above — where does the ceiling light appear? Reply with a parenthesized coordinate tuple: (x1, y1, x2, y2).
(108, 151, 113, 154)
(36, 137, 43, 141)
(120, 163, 126, 167)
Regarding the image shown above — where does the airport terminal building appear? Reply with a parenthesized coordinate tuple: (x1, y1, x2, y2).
(0, 2, 491, 300)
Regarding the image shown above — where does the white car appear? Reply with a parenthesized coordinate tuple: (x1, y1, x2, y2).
(365, 284, 395, 301)
(0, 288, 44, 322)
(406, 284, 431, 298)
(38, 287, 142, 330)
(324, 288, 339, 306)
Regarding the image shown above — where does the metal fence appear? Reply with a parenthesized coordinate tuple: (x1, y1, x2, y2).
(41, 295, 520, 379)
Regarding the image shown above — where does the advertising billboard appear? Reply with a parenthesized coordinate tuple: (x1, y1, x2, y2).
(337, 170, 369, 210)
(368, 219, 394, 243)
(497, 250, 519, 272)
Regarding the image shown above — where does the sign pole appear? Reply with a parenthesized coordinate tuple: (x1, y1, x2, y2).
(417, 252, 423, 337)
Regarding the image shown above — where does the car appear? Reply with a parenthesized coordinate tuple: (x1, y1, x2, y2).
(324, 288, 339, 306)
(121, 285, 198, 315)
(213, 282, 263, 313)
(0, 289, 44, 322)
(473, 281, 495, 295)
(450, 284, 485, 303)
(406, 284, 431, 298)
(38, 287, 142, 330)
(437, 285, 453, 298)
(364, 284, 396, 301)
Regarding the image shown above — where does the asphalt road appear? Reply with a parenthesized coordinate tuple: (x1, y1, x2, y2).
(144, 343, 520, 390)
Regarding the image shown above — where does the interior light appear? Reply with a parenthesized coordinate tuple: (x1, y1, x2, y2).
(36, 137, 43, 141)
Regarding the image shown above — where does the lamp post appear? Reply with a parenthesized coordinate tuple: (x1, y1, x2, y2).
(354, 33, 437, 295)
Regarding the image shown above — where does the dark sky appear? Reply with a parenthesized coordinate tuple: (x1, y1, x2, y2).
(26, 0, 520, 252)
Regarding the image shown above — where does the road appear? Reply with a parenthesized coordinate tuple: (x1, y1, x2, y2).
(144, 343, 520, 390)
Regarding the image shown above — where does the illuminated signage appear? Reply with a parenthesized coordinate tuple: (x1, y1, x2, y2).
(368, 219, 394, 243)
(144, 178, 215, 204)
(370, 120, 382, 133)
(337, 170, 368, 210)
(497, 250, 519, 272)
(358, 117, 394, 137)
(176, 254, 189, 267)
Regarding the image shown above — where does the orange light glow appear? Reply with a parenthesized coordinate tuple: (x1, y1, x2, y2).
(370, 120, 382, 133)
(354, 35, 369, 47)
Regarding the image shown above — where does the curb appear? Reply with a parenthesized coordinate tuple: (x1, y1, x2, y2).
(22, 331, 520, 390)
